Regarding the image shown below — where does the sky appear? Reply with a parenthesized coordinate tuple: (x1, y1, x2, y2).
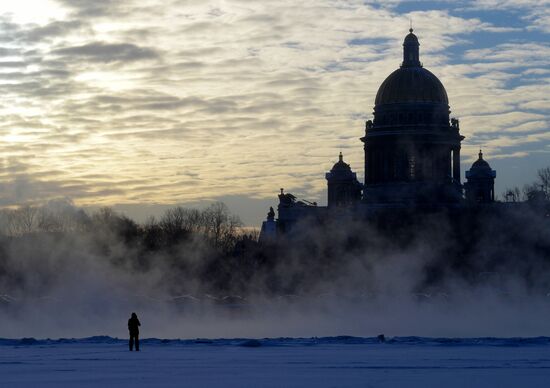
(0, 0, 548, 226)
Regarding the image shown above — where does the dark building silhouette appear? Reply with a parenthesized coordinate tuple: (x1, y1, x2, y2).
(362, 29, 464, 205)
(465, 150, 496, 203)
(275, 189, 326, 234)
(259, 206, 277, 241)
(260, 29, 501, 236)
(325, 152, 362, 208)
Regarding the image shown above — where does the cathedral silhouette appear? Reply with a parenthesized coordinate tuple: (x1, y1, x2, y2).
(261, 29, 497, 237)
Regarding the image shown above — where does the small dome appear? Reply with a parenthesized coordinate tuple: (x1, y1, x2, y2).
(331, 152, 351, 171)
(471, 150, 490, 168)
(327, 152, 357, 181)
(404, 29, 419, 44)
(467, 150, 495, 178)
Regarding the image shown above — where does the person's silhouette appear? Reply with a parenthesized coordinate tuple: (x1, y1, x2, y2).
(128, 312, 141, 351)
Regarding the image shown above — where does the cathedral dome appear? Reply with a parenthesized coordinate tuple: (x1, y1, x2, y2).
(374, 29, 449, 106)
(375, 67, 449, 105)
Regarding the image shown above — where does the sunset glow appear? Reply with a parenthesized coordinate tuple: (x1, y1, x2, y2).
(0, 0, 548, 224)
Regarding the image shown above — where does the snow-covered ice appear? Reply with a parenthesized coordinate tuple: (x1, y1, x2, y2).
(1, 336, 550, 387)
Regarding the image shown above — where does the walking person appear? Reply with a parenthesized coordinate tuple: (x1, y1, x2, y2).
(128, 312, 141, 351)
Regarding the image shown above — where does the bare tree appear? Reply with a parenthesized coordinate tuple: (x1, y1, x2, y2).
(160, 207, 202, 242)
(142, 216, 163, 251)
(4, 206, 41, 236)
(202, 202, 242, 251)
(523, 183, 539, 201)
(0, 211, 6, 235)
(537, 166, 550, 197)
(37, 199, 88, 233)
(37, 207, 63, 233)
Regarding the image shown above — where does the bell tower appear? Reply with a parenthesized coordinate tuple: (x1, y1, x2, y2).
(464, 150, 496, 203)
(325, 152, 362, 207)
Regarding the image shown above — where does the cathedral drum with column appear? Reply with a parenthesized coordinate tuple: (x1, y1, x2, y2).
(361, 29, 464, 206)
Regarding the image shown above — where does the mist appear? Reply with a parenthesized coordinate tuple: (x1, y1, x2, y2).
(0, 198, 549, 340)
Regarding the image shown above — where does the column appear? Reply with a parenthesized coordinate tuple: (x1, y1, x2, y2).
(448, 149, 452, 179)
(453, 147, 461, 182)
(364, 144, 369, 185)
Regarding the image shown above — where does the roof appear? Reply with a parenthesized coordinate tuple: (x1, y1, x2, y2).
(326, 152, 357, 181)
(375, 66, 449, 105)
(466, 151, 496, 179)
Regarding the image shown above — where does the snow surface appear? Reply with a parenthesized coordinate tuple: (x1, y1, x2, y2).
(1, 336, 550, 387)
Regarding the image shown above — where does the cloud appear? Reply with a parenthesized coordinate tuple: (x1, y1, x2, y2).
(0, 17, 86, 44)
(55, 0, 130, 17)
(526, 7, 550, 32)
(467, 0, 550, 32)
(464, 42, 550, 65)
(52, 42, 159, 63)
(0, 0, 547, 225)
(24, 20, 88, 42)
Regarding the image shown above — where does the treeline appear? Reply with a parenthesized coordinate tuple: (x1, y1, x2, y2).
(0, 201, 264, 297)
(0, 201, 244, 247)
(502, 166, 550, 202)
(1, 167, 550, 301)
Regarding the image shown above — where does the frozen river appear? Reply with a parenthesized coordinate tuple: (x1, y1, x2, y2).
(1, 337, 550, 387)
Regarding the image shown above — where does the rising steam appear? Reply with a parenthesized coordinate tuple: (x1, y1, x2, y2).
(0, 195, 549, 339)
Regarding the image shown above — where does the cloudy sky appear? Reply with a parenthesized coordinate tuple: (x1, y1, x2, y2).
(0, 0, 549, 225)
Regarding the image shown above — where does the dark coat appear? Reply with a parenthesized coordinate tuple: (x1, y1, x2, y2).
(128, 316, 141, 335)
